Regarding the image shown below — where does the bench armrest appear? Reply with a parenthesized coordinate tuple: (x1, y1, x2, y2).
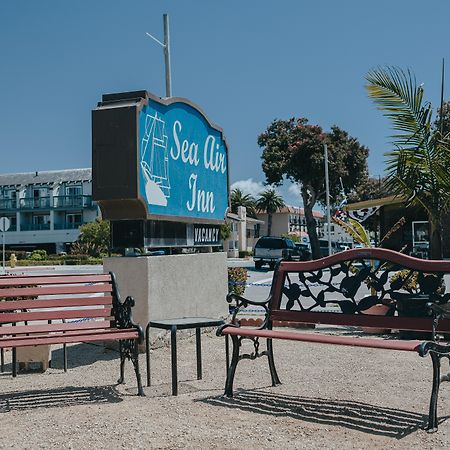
(219, 293, 271, 332)
(226, 292, 271, 308)
(114, 296, 144, 343)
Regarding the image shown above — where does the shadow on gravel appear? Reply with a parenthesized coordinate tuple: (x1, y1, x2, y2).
(50, 343, 119, 370)
(0, 385, 122, 413)
(199, 390, 445, 438)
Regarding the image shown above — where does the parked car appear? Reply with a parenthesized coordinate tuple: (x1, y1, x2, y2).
(253, 236, 300, 269)
(295, 242, 312, 261)
(318, 239, 340, 258)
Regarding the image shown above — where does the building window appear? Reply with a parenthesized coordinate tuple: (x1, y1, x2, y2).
(32, 214, 50, 225)
(254, 224, 260, 238)
(66, 213, 82, 228)
(66, 184, 82, 196)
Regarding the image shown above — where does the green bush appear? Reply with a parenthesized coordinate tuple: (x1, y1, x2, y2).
(29, 249, 47, 261)
(228, 267, 248, 296)
(15, 260, 63, 266)
(238, 250, 252, 258)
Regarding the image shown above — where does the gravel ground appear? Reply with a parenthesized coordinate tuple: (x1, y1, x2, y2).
(1, 327, 450, 449)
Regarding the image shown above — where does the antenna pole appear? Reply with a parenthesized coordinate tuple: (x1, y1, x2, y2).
(163, 14, 172, 97)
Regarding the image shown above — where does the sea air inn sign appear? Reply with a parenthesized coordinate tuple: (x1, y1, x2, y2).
(92, 91, 229, 224)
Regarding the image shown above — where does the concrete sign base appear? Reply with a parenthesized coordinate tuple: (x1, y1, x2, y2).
(103, 252, 228, 345)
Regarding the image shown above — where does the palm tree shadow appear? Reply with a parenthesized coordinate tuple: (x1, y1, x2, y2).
(0, 385, 122, 413)
(199, 390, 447, 438)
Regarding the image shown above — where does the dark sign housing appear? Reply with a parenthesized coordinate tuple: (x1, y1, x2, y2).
(93, 91, 229, 249)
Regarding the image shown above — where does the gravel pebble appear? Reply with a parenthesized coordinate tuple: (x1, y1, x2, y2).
(0, 328, 449, 449)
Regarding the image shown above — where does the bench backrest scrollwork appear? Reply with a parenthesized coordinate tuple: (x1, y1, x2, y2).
(268, 248, 450, 333)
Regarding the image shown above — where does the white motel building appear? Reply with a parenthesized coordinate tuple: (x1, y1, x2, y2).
(0, 168, 98, 254)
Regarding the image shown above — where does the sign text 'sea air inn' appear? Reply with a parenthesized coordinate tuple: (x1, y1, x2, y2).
(92, 91, 229, 248)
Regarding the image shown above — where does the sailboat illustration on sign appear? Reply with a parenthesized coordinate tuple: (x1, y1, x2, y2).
(140, 112, 171, 206)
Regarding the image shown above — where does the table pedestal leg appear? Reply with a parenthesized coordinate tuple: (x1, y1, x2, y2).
(196, 328, 202, 380)
(146, 324, 151, 387)
(171, 325, 178, 396)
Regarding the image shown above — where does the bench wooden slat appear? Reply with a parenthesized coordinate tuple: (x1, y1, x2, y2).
(0, 308, 113, 324)
(0, 326, 133, 341)
(270, 310, 450, 332)
(0, 284, 113, 299)
(0, 274, 112, 287)
(0, 296, 113, 312)
(221, 326, 422, 352)
(0, 320, 112, 336)
(0, 329, 139, 348)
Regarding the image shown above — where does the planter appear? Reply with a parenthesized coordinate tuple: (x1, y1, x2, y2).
(396, 294, 432, 339)
(361, 304, 393, 334)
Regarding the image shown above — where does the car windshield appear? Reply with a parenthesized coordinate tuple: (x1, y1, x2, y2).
(255, 238, 285, 249)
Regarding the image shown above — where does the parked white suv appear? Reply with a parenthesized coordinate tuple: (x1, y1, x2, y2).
(253, 236, 300, 270)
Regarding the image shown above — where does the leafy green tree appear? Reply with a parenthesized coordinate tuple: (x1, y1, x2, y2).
(230, 188, 257, 217)
(258, 119, 368, 258)
(434, 100, 450, 136)
(256, 188, 285, 236)
(73, 219, 110, 257)
(347, 176, 392, 203)
(366, 67, 450, 259)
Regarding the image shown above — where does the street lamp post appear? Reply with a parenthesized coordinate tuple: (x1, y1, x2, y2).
(324, 143, 332, 256)
(146, 13, 172, 97)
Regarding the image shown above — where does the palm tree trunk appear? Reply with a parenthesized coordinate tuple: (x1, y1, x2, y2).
(429, 217, 443, 260)
(301, 186, 321, 259)
(267, 214, 273, 236)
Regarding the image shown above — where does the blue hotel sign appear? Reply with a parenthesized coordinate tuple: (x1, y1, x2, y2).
(92, 91, 229, 225)
(138, 96, 228, 221)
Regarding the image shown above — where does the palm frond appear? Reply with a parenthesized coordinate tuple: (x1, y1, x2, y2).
(366, 66, 450, 214)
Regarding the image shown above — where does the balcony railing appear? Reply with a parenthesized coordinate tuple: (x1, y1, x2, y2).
(53, 195, 93, 209)
(17, 195, 94, 210)
(19, 197, 51, 209)
(54, 222, 83, 230)
(0, 199, 17, 210)
(20, 223, 51, 231)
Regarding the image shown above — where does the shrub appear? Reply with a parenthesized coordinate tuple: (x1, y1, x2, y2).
(29, 249, 48, 261)
(228, 267, 248, 296)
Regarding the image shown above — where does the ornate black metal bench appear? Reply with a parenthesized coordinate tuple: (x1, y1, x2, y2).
(0, 272, 144, 395)
(217, 248, 450, 432)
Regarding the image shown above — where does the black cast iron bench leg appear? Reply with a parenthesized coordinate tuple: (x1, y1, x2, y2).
(267, 338, 281, 386)
(427, 352, 441, 432)
(224, 334, 240, 397)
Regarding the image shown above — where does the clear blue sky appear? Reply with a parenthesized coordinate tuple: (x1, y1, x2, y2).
(1, 0, 449, 205)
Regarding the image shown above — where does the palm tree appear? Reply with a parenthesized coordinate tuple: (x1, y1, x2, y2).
(256, 188, 285, 236)
(230, 188, 257, 217)
(366, 67, 450, 259)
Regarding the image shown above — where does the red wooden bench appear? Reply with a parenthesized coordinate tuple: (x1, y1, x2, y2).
(217, 248, 450, 432)
(0, 272, 144, 396)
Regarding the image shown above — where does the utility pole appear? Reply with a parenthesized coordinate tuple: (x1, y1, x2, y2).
(146, 14, 172, 97)
(440, 58, 445, 135)
(324, 144, 332, 256)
